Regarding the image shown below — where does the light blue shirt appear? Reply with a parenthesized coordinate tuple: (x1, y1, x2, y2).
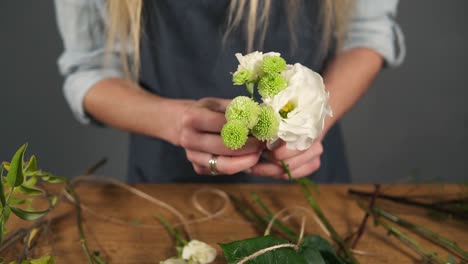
(54, 0, 406, 125)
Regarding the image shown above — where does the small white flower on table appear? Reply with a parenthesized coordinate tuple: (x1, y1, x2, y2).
(160, 257, 187, 264)
(182, 240, 217, 264)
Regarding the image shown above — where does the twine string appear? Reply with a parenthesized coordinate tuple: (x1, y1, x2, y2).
(63, 175, 378, 258)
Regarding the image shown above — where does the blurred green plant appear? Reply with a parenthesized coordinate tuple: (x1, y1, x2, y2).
(0, 144, 64, 263)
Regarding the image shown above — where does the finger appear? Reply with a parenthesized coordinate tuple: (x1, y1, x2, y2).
(249, 162, 284, 179)
(264, 141, 323, 161)
(182, 107, 227, 133)
(266, 140, 282, 151)
(264, 144, 303, 161)
(281, 143, 324, 171)
(186, 150, 261, 175)
(282, 159, 321, 179)
(181, 131, 263, 156)
(197, 97, 232, 113)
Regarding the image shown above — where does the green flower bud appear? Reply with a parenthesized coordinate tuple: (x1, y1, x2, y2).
(262, 56, 287, 74)
(225, 96, 260, 129)
(221, 120, 249, 150)
(258, 74, 287, 98)
(232, 70, 253, 85)
(252, 105, 279, 141)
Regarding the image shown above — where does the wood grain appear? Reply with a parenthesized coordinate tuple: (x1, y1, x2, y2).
(5, 183, 468, 263)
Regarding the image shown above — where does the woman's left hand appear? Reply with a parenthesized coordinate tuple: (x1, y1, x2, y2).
(248, 140, 323, 180)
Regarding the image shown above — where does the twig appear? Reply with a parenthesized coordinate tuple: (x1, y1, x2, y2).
(65, 182, 95, 264)
(298, 178, 359, 264)
(373, 207, 468, 261)
(350, 184, 380, 249)
(85, 158, 108, 175)
(348, 189, 468, 219)
(64, 157, 108, 264)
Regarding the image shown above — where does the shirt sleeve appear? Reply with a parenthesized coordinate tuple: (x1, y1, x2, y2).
(54, 0, 125, 124)
(341, 0, 406, 67)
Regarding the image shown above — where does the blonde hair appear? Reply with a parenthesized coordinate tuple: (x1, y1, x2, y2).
(105, 0, 354, 79)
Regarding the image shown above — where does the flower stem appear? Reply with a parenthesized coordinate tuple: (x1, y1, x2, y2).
(156, 215, 188, 246)
(250, 192, 298, 242)
(348, 189, 468, 219)
(373, 207, 468, 261)
(280, 161, 292, 180)
(378, 220, 446, 264)
(228, 194, 266, 230)
(298, 178, 359, 264)
(357, 203, 446, 264)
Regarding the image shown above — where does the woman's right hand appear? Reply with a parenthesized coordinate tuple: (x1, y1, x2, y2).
(177, 97, 264, 176)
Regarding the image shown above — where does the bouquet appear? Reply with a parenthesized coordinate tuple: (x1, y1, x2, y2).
(221, 51, 332, 153)
(218, 53, 360, 263)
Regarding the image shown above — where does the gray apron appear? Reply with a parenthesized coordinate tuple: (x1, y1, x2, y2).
(129, 0, 350, 183)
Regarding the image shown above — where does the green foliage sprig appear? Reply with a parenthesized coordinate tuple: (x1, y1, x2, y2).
(0, 144, 65, 263)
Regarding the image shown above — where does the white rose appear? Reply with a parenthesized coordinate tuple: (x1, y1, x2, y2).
(234, 51, 280, 81)
(264, 63, 332, 150)
(160, 258, 186, 264)
(182, 240, 217, 264)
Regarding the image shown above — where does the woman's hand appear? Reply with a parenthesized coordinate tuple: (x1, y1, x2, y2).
(249, 140, 323, 179)
(177, 98, 264, 176)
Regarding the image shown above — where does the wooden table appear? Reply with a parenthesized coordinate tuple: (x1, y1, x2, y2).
(6, 183, 468, 263)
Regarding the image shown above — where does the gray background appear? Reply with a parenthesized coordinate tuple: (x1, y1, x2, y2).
(0, 1, 467, 183)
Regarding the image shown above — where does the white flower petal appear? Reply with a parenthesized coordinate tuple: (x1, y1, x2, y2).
(182, 240, 217, 264)
(265, 63, 332, 150)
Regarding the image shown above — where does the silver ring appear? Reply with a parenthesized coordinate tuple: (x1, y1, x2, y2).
(208, 155, 219, 176)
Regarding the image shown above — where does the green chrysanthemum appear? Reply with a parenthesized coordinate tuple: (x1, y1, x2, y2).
(252, 105, 279, 141)
(258, 74, 287, 98)
(225, 96, 260, 129)
(221, 120, 249, 150)
(232, 70, 253, 85)
(262, 56, 287, 75)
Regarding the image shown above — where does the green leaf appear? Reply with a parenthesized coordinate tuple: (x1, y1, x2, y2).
(7, 144, 27, 187)
(220, 235, 307, 264)
(0, 216, 3, 246)
(18, 185, 43, 196)
(24, 156, 37, 173)
(9, 197, 31, 205)
(23, 175, 38, 188)
(48, 195, 58, 206)
(29, 255, 55, 264)
(9, 206, 48, 221)
(42, 175, 66, 184)
(0, 164, 6, 206)
(298, 235, 346, 264)
(1, 162, 10, 170)
(3, 206, 11, 224)
(0, 207, 11, 245)
(246, 82, 254, 97)
(27, 228, 41, 248)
